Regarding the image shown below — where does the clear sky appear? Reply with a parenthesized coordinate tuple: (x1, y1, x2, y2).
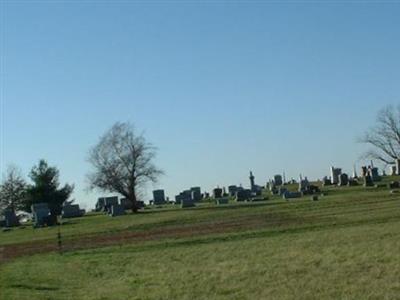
(1, 1, 400, 209)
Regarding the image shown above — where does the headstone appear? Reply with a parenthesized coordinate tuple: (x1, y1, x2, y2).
(3, 209, 19, 227)
(396, 159, 400, 176)
(338, 173, 349, 186)
(278, 187, 288, 196)
(369, 167, 380, 181)
(190, 187, 202, 202)
(270, 185, 279, 195)
(361, 166, 368, 177)
(110, 204, 125, 217)
(274, 175, 283, 186)
(175, 194, 183, 204)
(363, 174, 374, 187)
(388, 181, 400, 189)
(176, 190, 192, 205)
(136, 201, 145, 209)
(390, 165, 397, 176)
(120, 198, 133, 210)
(311, 195, 319, 201)
(348, 178, 359, 186)
(153, 189, 166, 205)
(31, 203, 54, 227)
(228, 185, 238, 197)
(103, 196, 118, 213)
(302, 185, 321, 195)
(298, 177, 310, 192)
(330, 167, 342, 185)
(213, 188, 223, 199)
(235, 189, 251, 201)
(216, 198, 229, 205)
(181, 198, 195, 208)
(251, 197, 266, 202)
(322, 177, 331, 186)
(95, 197, 106, 211)
(61, 204, 85, 218)
(283, 191, 302, 200)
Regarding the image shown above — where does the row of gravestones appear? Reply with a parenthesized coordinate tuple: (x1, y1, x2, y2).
(95, 197, 145, 217)
(1, 202, 85, 228)
(32, 203, 86, 227)
(0, 209, 20, 228)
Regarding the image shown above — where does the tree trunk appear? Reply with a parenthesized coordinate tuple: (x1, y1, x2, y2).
(129, 193, 138, 213)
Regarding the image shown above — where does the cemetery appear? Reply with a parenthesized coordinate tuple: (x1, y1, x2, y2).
(1, 156, 400, 300)
(1, 170, 400, 299)
(2, 1, 400, 298)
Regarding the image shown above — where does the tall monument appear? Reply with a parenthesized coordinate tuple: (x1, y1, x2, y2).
(249, 171, 255, 191)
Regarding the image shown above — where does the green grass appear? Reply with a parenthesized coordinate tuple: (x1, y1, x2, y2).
(1, 177, 400, 299)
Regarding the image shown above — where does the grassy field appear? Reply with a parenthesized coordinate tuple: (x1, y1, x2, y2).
(1, 177, 400, 299)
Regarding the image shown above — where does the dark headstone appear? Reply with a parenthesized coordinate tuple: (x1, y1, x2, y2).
(3, 209, 20, 227)
(228, 185, 238, 197)
(110, 204, 125, 217)
(338, 173, 349, 186)
(348, 179, 359, 186)
(370, 167, 381, 181)
(104, 197, 119, 213)
(235, 189, 251, 201)
(213, 188, 223, 199)
(389, 181, 400, 189)
(61, 204, 84, 218)
(278, 187, 288, 196)
(216, 198, 229, 205)
(181, 198, 195, 208)
(283, 191, 302, 200)
(153, 189, 166, 205)
(175, 194, 183, 204)
(136, 201, 145, 209)
(363, 175, 374, 187)
(31, 203, 52, 227)
(322, 177, 331, 186)
(95, 197, 106, 211)
(274, 175, 283, 186)
(361, 166, 368, 177)
(120, 198, 133, 210)
(302, 185, 320, 195)
(191, 187, 202, 202)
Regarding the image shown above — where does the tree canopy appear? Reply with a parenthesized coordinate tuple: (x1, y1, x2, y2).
(360, 105, 400, 164)
(87, 122, 163, 212)
(25, 159, 74, 216)
(0, 165, 27, 213)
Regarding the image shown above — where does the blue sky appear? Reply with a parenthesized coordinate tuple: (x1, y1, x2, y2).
(1, 1, 399, 208)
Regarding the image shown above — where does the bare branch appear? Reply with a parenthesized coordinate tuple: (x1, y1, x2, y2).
(87, 122, 163, 209)
(359, 105, 400, 164)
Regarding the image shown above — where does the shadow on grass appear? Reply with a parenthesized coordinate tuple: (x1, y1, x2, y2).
(71, 215, 400, 258)
(138, 201, 288, 215)
(9, 284, 59, 291)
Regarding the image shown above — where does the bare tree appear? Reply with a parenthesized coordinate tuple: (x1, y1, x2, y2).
(87, 122, 163, 212)
(359, 105, 400, 164)
(0, 165, 27, 213)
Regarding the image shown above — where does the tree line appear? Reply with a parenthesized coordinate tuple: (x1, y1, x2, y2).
(0, 160, 74, 216)
(1, 105, 399, 217)
(0, 122, 163, 216)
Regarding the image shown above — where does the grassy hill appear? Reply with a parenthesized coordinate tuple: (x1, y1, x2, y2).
(1, 176, 400, 299)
